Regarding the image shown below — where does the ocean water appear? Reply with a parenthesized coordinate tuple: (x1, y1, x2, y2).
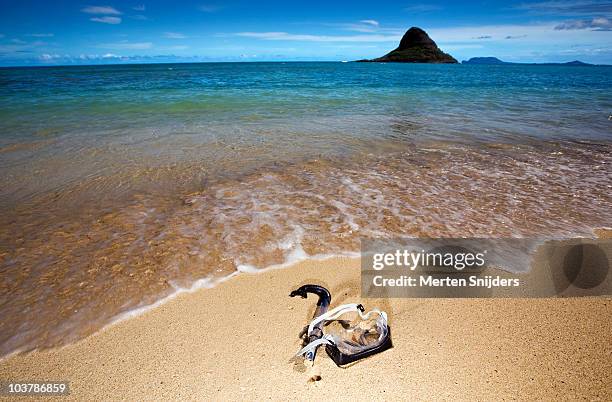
(0, 62, 611, 356)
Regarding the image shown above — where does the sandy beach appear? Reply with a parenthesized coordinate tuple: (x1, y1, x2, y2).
(1, 256, 610, 400)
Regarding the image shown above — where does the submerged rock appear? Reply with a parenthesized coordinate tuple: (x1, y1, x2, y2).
(359, 27, 457, 64)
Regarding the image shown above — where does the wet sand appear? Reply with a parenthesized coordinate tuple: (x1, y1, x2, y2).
(1, 257, 610, 400)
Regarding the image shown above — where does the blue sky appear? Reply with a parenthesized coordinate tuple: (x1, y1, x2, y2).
(0, 0, 611, 66)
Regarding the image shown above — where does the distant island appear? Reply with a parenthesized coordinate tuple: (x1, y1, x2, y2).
(462, 57, 594, 66)
(357, 27, 457, 64)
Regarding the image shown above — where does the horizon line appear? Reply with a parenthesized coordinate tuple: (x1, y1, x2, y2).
(2, 58, 612, 69)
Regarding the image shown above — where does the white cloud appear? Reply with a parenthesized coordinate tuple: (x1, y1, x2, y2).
(555, 17, 612, 30)
(328, 20, 395, 33)
(101, 41, 153, 49)
(27, 33, 54, 37)
(39, 53, 62, 61)
(164, 32, 187, 39)
(81, 6, 122, 15)
(360, 20, 379, 27)
(77, 53, 118, 60)
(83, 5, 122, 24)
(236, 32, 400, 42)
(0, 53, 215, 65)
(132, 4, 146, 11)
(90, 16, 122, 24)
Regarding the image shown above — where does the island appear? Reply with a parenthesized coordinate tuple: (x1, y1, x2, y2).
(462, 57, 594, 66)
(357, 27, 458, 64)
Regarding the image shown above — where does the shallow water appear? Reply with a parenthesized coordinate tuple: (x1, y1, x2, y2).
(0, 62, 611, 356)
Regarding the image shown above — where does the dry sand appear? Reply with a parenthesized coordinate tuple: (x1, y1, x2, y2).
(1, 257, 611, 400)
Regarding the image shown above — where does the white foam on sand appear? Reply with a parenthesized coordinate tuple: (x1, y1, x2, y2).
(100, 250, 359, 338)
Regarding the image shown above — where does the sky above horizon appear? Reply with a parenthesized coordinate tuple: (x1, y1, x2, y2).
(0, 0, 611, 66)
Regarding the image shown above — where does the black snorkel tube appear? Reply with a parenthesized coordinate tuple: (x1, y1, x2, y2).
(289, 284, 331, 361)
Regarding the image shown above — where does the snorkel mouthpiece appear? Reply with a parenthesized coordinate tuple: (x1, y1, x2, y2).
(290, 285, 331, 360)
(289, 284, 331, 307)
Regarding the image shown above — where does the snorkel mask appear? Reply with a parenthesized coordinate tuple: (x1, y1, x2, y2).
(290, 284, 392, 366)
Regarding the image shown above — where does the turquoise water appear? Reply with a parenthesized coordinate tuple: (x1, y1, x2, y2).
(0, 62, 611, 356)
(1, 62, 610, 140)
(0, 63, 612, 130)
(1, 62, 610, 208)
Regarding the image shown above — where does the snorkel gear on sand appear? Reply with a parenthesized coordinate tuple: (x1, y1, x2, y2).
(290, 284, 392, 366)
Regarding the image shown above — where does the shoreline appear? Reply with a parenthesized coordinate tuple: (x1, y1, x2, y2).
(4, 227, 608, 360)
(59, 227, 612, 346)
(3, 129, 611, 356)
(1, 256, 610, 400)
